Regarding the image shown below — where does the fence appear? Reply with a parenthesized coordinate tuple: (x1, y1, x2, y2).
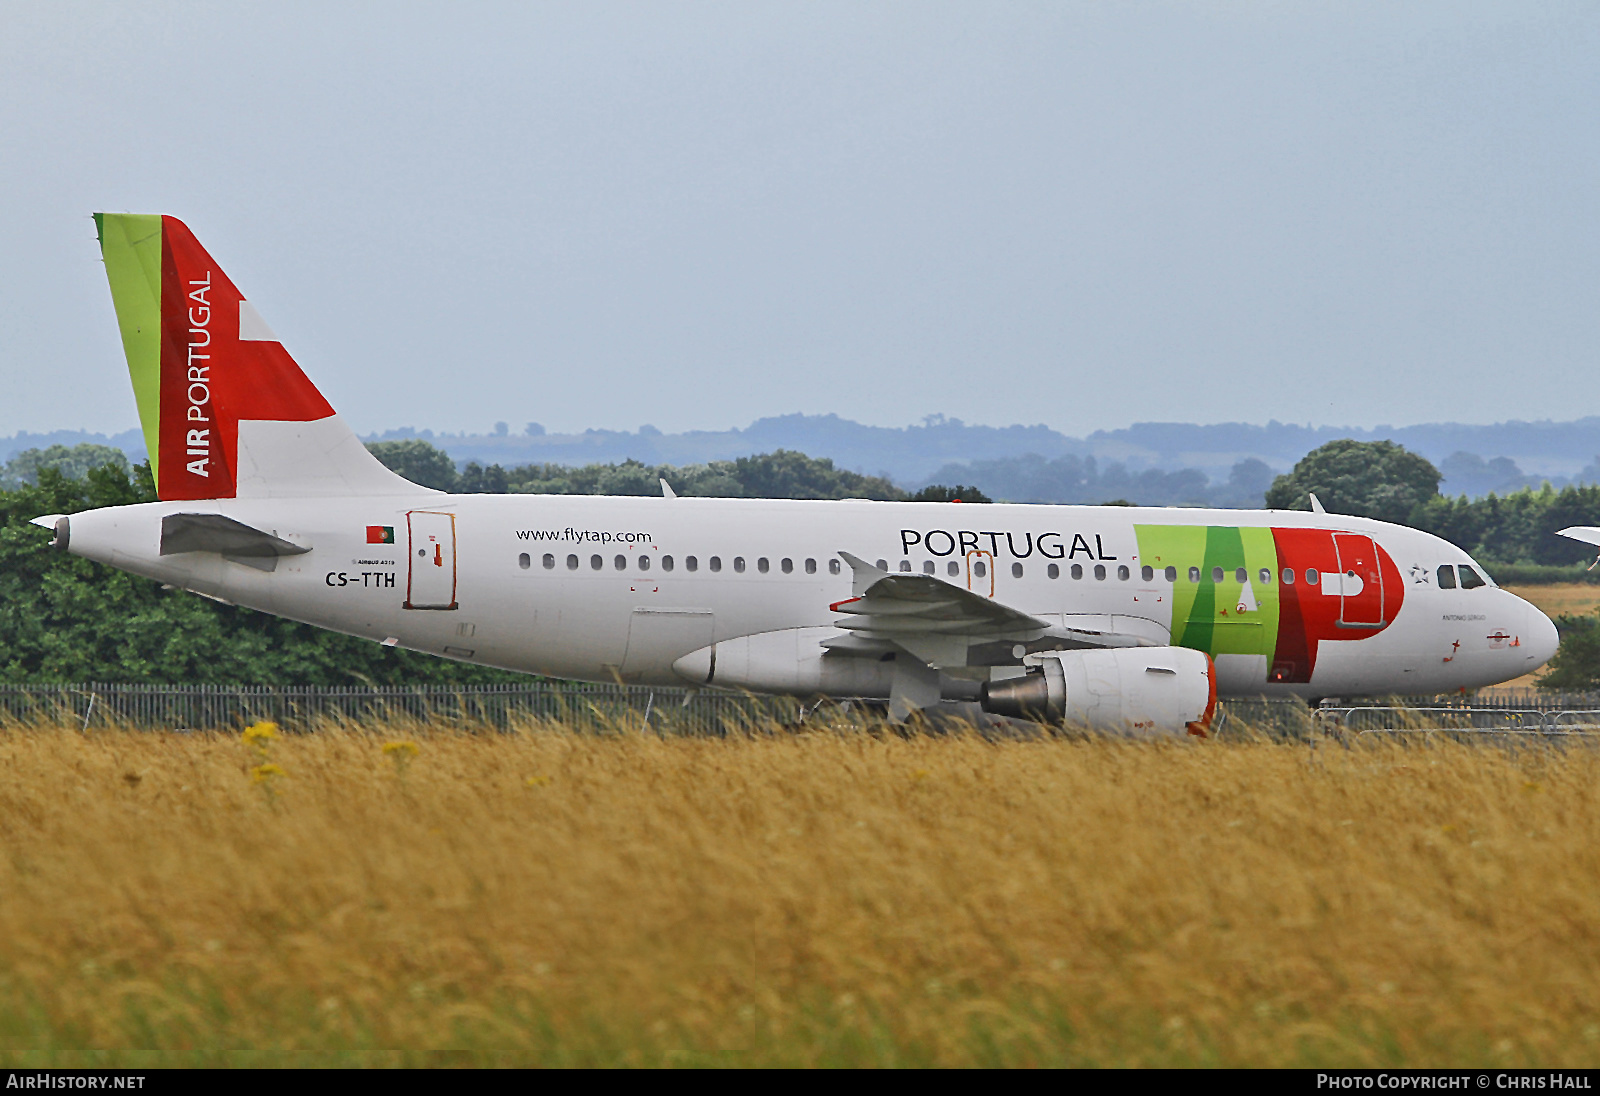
(0, 681, 802, 736)
(3, 682, 1599, 739)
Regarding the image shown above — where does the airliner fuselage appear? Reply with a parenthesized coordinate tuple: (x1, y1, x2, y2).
(55, 491, 1557, 702)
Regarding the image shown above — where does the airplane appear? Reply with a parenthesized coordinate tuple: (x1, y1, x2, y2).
(31, 214, 1561, 735)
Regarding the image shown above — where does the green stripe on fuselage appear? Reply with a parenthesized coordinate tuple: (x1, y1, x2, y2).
(1135, 525, 1281, 659)
(95, 213, 164, 483)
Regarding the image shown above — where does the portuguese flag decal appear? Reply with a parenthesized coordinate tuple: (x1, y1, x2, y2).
(367, 526, 395, 544)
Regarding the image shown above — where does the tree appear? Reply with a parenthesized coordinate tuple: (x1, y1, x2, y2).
(1264, 440, 1440, 524)
(1536, 615, 1600, 690)
(910, 484, 992, 503)
(1, 443, 129, 490)
(366, 439, 458, 491)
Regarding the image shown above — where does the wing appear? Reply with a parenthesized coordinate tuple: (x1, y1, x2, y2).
(824, 552, 1166, 668)
(1557, 526, 1600, 548)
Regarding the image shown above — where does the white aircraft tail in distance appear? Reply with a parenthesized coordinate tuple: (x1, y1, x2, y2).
(35, 214, 1561, 734)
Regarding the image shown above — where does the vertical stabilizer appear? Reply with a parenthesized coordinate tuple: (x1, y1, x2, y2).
(94, 213, 423, 500)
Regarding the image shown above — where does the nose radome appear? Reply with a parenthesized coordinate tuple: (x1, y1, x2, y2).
(1524, 604, 1560, 671)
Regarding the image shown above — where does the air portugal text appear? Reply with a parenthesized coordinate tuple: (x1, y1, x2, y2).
(900, 529, 1117, 561)
(184, 271, 213, 477)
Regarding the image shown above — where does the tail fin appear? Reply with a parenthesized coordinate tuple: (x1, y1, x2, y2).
(94, 213, 422, 500)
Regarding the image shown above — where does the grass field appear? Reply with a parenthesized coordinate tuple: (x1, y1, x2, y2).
(1505, 583, 1600, 620)
(0, 715, 1596, 1067)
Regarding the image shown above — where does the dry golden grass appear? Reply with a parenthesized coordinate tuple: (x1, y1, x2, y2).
(1506, 583, 1600, 619)
(0, 715, 1596, 1066)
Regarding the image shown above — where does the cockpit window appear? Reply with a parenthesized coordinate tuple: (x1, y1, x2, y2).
(1458, 565, 1486, 589)
(1437, 565, 1457, 590)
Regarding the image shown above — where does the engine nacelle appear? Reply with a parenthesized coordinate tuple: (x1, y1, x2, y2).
(980, 647, 1216, 736)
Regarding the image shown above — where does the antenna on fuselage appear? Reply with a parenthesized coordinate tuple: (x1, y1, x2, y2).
(1308, 493, 1327, 514)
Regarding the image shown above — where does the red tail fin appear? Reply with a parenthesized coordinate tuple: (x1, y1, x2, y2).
(98, 213, 421, 500)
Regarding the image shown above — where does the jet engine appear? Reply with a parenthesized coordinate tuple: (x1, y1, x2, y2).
(980, 647, 1216, 736)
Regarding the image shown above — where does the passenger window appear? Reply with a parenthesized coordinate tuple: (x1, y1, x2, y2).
(947, 561, 960, 577)
(709, 556, 722, 573)
(1437, 565, 1456, 589)
(1236, 567, 1247, 584)
(1282, 568, 1294, 584)
(662, 555, 674, 572)
(1189, 567, 1200, 583)
(614, 554, 627, 570)
(1012, 562, 1024, 578)
(638, 555, 650, 571)
(805, 558, 816, 574)
(1212, 566, 1224, 583)
(1047, 563, 1060, 579)
(1071, 564, 1083, 580)
(734, 557, 746, 573)
(1259, 568, 1271, 585)
(1141, 565, 1154, 581)
(686, 555, 699, 572)
(781, 558, 793, 574)
(923, 561, 935, 575)
(1164, 566, 1176, 582)
(518, 553, 531, 570)
(590, 554, 603, 571)
(542, 553, 555, 569)
(1094, 564, 1106, 580)
(1459, 565, 1486, 589)
(757, 557, 769, 573)
(876, 559, 888, 570)
(974, 561, 987, 578)
(1306, 567, 1320, 585)
(830, 559, 841, 575)
(1117, 565, 1129, 580)
(900, 560, 912, 572)
(566, 554, 579, 570)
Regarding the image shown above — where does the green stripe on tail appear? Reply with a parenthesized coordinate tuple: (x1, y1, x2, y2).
(95, 213, 164, 483)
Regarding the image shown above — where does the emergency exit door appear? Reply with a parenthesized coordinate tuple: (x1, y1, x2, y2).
(405, 511, 458, 610)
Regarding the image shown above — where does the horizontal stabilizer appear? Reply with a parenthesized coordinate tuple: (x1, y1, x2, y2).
(161, 513, 310, 571)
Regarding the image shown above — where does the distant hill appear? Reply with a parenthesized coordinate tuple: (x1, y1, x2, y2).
(9, 414, 1600, 504)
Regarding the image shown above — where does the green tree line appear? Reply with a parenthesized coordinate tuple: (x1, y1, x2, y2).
(365, 439, 990, 501)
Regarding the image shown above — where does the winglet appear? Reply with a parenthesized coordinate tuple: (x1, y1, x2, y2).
(660, 478, 677, 499)
(1308, 493, 1327, 514)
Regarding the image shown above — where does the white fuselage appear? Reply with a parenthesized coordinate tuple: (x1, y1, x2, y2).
(60, 493, 1559, 700)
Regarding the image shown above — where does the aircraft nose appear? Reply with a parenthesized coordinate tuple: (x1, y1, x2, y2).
(1525, 603, 1560, 671)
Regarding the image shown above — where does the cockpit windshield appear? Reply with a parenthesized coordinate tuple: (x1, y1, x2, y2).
(1458, 564, 1487, 589)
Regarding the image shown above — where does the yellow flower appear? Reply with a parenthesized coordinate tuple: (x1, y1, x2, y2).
(243, 722, 280, 750)
(251, 763, 285, 784)
(382, 741, 420, 758)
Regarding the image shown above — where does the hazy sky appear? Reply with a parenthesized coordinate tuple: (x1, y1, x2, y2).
(2, 2, 1597, 438)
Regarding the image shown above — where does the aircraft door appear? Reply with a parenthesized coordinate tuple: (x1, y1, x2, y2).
(1332, 533, 1384, 627)
(405, 511, 458, 610)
